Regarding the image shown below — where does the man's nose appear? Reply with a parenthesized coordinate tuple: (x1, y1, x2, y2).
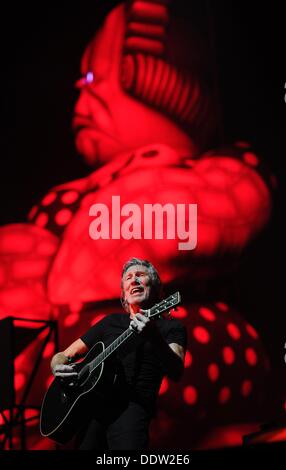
(130, 276, 140, 284)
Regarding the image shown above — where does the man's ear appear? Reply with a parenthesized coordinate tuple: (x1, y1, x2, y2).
(157, 283, 164, 300)
(120, 292, 128, 311)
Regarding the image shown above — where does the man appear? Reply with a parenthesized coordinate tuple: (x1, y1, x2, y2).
(51, 257, 187, 450)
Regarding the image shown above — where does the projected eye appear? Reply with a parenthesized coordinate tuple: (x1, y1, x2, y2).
(75, 71, 94, 89)
(85, 71, 94, 83)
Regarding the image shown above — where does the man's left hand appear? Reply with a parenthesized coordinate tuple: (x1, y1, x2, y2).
(129, 312, 155, 334)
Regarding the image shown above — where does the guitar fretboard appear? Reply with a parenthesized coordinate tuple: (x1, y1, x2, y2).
(90, 327, 134, 373)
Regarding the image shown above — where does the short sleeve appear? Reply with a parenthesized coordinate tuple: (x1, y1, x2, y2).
(80, 317, 107, 349)
(165, 320, 188, 350)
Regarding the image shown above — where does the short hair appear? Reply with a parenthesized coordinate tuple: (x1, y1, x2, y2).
(120, 258, 162, 311)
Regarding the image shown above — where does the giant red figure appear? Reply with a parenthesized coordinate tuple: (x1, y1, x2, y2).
(0, 1, 275, 449)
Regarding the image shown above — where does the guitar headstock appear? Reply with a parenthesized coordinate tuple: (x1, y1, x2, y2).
(144, 292, 181, 319)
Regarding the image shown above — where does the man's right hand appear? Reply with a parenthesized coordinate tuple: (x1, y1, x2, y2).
(52, 364, 79, 386)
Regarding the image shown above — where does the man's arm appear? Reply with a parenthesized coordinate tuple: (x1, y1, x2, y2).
(151, 333, 185, 382)
(130, 313, 185, 381)
(50, 338, 89, 378)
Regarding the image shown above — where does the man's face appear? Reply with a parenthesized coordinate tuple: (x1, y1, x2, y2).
(122, 265, 153, 312)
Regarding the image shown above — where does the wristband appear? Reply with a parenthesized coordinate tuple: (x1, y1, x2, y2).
(65, 355, 74, 364)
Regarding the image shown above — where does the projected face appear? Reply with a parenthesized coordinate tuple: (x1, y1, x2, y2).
(72, 4, 194, 166)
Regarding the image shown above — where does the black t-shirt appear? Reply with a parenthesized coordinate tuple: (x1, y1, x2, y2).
(80, 313, 187, 415)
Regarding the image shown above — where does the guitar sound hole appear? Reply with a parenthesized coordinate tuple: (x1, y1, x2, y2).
(60, 384, 77, 400)
(78, 365, 91, 387)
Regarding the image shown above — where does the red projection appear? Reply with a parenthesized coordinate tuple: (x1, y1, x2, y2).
(0, 0, 277, 449)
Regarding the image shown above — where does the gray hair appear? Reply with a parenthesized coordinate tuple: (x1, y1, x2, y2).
(120, 258, 162, 311)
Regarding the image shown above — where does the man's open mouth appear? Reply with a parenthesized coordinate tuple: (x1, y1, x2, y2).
(130, 287, 144, 295)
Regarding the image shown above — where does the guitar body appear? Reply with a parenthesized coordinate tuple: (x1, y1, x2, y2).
(40, 342, 107, 444)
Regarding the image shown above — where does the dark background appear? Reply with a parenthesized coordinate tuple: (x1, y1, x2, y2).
(0, 1, 285, 380)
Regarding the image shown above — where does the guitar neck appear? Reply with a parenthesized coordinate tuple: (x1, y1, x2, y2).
(90, 327, 135, 372)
